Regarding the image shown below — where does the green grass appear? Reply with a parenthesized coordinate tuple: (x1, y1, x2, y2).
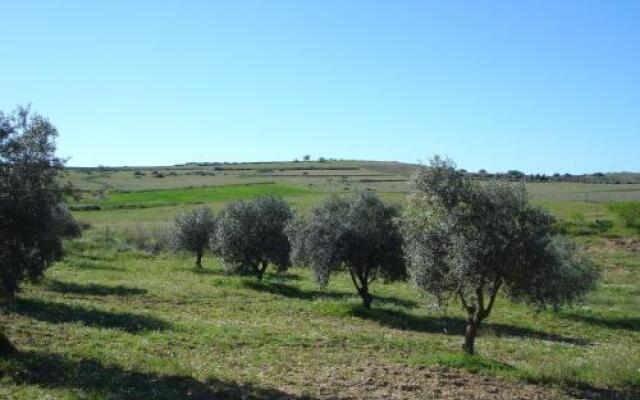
(1, 232, 638, 399)
(78, 183, 314, 210)
(608, 202, 640, 232)
(2, 164, 640, 398)
(64, 161, 640, 202)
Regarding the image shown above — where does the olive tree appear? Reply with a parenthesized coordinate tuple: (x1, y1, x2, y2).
(214, 196, 292, 280)
(403, 156, 598, 354)
(172, 206, 216, 268)
(1, 106, 80, 352)
(288, 192, 405, 308)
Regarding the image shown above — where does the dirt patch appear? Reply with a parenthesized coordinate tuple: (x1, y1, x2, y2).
(283, 362, 571, 399)
(592, 238, 640, 253)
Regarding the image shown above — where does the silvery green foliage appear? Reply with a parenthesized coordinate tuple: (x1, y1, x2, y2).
(403, 156, 598, 353)
(214, 196, 293, 280)
(0, 106, 80, 304)
(288, 192, 405, 308)
(172, 206, 216, 268)
(503, 237, 598, 309)
(288, 196, 350, 286)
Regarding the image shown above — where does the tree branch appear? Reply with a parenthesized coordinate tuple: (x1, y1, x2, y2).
(458, 290, 474, 315)
(475, 280, 485, 316)
(480, 278, 502, 320)
(349, 268, 362, 292)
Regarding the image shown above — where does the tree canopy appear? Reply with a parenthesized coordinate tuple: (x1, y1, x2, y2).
(0, 106, 80, 352)
(402, 156, 598, 353)
(214, 196, 293, 280)
(172, 206, 216, 268)
(289, 191, 405, 308)
(0, 106, 80, 304)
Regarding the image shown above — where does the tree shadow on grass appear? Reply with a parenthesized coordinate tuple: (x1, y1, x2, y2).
(349, 306, 590, 346)
(44, 279, 147, 296)
(263, 271, 303, 281)
(243, 281, 418, 308)
(564, 313, 640, 332)
(67, 258, 125, 271)
(187, 267, 228, 276)
(1, 350, 314, 400)
(563, 385, 640, 400)
(13, 298, 171, 333)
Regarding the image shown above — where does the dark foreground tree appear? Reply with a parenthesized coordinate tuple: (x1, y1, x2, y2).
(403, 156, 598, 354)
(172, 207, 216, 268)
(288, 192, 405, 308)
(0, 106, 80, 352)
(214, 196, 292, 280)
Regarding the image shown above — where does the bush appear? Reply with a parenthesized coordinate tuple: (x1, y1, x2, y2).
(121, 224, 172, 254)
(556, 218, 614, 236)
(288, 192, 405, 308)
(214, 196, 293, 280)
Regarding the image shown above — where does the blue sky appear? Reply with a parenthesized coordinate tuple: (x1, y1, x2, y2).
(1, 1, 638, 173)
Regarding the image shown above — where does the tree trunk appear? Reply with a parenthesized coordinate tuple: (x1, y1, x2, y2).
(463, 315, 480, 354)
(360, 290, 373, 309)
(349, 268, 374, 309)
(256, 261, 268, 281)
(195, 249, 203, 269)
(358, 278, 372, 309)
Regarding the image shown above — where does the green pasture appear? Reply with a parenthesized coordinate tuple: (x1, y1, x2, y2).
(1, 233, 638, 399)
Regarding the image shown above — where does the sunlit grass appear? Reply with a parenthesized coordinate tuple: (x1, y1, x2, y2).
(1, 234, 638, 398)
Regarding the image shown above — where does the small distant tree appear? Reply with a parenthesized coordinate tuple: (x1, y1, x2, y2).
(403, 156, 598, 354)
(214, 196, 293, 280)
(172, 207, 216, 269)
(288, 192, 405, 308)
(1, 106, 80, 352)
(303, 154, 311, 162)
(506, 169, 525, 180)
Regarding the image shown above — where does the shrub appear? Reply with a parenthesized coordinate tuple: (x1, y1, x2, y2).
(172, 207, 216, 268)
(288, 192, 405, 308)
(214, 196, 293, 280)
(402, 156, 598, 354)
(122, 224, 172, 254)
(556, 217, 614, 236)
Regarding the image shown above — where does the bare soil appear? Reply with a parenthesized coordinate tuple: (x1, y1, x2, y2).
(281, 362, 573, 399)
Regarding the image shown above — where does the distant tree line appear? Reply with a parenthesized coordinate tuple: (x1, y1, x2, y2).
(468, 169, 639, 184)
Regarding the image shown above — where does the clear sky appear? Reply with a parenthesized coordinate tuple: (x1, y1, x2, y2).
(1, 1, 638, 173)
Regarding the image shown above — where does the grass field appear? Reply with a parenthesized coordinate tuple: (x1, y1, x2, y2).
(79, 183, 314, 210)
(1, 160, 639, 399)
